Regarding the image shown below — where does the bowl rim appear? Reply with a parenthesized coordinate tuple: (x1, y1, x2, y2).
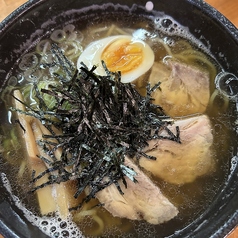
(0, 0, 238, 238)
(1, 0, 238, 35)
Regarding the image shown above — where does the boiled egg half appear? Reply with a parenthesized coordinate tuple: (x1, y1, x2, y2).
(77, 35, 154, 83)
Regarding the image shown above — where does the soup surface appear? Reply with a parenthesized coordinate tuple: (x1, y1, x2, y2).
(0, 4, 237, 238)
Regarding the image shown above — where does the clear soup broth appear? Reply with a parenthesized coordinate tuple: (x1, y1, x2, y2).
(0, 6, 237, 238)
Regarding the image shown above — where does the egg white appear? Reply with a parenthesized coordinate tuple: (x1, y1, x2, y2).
(77, 35, 154, 83)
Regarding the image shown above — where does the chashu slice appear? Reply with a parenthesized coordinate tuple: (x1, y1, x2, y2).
(96, 157, 178, 224)
(149, 61, 210, 117)
(139, 114, 215, 185)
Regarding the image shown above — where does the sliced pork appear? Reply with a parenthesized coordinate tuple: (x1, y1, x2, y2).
(149, 61, 210, 117)
(96, 157, 178, 224)
(139, 115, 214, 185)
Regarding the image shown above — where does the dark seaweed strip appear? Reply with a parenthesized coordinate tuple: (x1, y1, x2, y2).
(13, 44, 181, 211)
(11, 93, 34, 112)
(175, 126, 181, 143)
(14, 119, 26, 133)
(10, 107, 42, 120)
(51, 43, 74, 80)
(31, 165, 59, 183)
(36, 154, 54, 166)
(30, 180, 53, 193)
(33, 83, 49, 111)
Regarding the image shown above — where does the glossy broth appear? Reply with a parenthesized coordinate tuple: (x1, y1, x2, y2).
(0, 10, 236, 238)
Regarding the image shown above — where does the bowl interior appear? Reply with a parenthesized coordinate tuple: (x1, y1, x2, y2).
(0, 0, 238, 237)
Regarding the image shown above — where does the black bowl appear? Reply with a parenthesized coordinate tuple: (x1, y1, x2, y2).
(0, 0, 238, 237)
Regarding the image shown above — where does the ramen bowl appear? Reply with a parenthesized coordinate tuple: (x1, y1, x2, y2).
(0, 0, 238, 237)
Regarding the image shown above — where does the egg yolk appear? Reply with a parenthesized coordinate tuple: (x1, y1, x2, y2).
(101, 38, 143, 74)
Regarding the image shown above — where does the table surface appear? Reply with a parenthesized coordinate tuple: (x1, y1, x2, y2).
(0, 0, 238, 238)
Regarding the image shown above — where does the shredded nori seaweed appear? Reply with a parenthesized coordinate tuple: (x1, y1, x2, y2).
(11, 43, 180, 210)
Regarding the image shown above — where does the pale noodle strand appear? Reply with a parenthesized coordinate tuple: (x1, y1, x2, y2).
(172, 48, 217, 80)
(105, 24, 132, 36)
(187, 55, 217, 78)
(74, 209, 97, 219)
(173, 40, 193, 52)
(209, 89, 229, 111)
(105, 24, 116, 37)
(155, 38, 173, 56)
(18, 160, 27, 178)
(90, 26, 110, 35)
(74, 207, 105, 236)
(179, 49, 206, 57)
(90, 214, 104, 236)
(115, 27, 133, 35)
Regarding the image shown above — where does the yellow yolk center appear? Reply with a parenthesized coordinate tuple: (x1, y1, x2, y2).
(101, 38, 143, 74)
